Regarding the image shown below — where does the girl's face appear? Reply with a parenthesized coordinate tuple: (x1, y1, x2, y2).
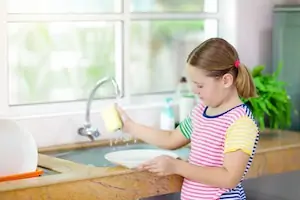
(187, 66, 234, 107)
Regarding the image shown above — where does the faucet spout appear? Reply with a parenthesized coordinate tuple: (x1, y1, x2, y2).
(78, 76, 121, 141)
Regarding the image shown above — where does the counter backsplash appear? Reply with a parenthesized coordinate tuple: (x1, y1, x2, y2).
(13, 104, 179, 148)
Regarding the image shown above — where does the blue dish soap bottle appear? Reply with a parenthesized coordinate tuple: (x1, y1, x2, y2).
(160, 98, 175, 130)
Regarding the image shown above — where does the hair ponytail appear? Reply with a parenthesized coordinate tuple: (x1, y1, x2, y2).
(235, 63, 257, 99)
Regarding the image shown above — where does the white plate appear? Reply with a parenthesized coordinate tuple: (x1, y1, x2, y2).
(104, 149, 179, 169)
(0, 119, 38, 176)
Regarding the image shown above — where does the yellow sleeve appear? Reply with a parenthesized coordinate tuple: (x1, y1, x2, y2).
(224, 116, 258, 156)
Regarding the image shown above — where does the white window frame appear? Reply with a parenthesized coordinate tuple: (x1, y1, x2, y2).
(0, 0, 233, 118)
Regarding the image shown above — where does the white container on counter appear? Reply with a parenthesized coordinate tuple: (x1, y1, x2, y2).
(179, 95, 195, 122)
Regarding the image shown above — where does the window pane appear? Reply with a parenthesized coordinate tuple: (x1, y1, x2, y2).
(130, 20, 218, 94)
(131, 0, 218, 13)
(8, 22, 121, 105)
(8, 0, 121, 13)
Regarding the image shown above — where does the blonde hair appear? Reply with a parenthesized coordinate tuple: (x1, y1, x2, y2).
(187, 38, 257, 99)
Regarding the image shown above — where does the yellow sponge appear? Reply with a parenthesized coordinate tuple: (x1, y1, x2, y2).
(101, 105, 123, 132)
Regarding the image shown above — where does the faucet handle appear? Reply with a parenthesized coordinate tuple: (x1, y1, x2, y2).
(78, 126, 100, 141)
(92, 129, 100, 137)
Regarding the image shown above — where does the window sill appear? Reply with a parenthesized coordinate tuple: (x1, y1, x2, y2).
(5, 93, 178, 120)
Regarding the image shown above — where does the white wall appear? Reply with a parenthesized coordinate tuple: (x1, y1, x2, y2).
(14, 104, 169, 147)
(12, 0, 300, 148)
(235, 0, 300, 70)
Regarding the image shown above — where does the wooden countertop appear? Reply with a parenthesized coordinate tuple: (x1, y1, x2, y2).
(0, 154, 134, 192)
(0, 130, 300, 193)
(256, 130, 300, 152)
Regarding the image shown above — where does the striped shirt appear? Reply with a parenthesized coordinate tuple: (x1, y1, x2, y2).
(179, 103, 259, 200)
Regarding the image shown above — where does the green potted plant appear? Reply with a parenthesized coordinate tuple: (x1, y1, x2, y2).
(242, 63, 292, 130)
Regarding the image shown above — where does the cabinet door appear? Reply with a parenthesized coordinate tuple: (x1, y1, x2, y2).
(272, 11, 300, 130)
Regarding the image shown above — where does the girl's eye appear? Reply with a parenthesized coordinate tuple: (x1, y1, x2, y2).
(197, 85, 203, 88)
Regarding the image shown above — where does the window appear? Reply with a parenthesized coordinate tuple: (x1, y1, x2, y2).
(130, 0, 217, 13)
(3, 0, 218, 108)
(8, 0, 121, 13)
(9, 22, 121, 105)
(130, 19, 217, 94)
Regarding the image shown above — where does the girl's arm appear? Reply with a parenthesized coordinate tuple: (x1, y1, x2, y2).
(117, 106, 192, 150)
(174, 150, 249, 188)
(174, 116, 258, 188)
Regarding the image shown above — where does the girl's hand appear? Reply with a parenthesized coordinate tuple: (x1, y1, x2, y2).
(115, 105, 134, 133)
(138, 155, 178, 176)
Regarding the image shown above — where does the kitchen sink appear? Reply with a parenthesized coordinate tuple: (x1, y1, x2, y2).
(46, 143, 190, 167)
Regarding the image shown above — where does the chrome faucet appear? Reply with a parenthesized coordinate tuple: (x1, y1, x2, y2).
(78, 76, 121, 141)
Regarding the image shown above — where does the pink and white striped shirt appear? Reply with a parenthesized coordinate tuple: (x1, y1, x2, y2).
(179, 102, 259, 200)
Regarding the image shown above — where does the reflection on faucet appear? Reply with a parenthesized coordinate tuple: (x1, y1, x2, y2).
(78, 76, 121, 141)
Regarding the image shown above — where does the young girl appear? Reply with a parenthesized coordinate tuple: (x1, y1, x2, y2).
(117, 38, 259, 200)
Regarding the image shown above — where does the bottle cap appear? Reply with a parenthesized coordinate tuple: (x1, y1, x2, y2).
(180, 77, 187, 83)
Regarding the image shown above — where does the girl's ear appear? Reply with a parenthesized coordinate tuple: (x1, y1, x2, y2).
(222, 73, 234, 88)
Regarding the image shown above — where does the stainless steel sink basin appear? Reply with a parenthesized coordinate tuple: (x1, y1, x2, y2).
(46, 143, 190, 167)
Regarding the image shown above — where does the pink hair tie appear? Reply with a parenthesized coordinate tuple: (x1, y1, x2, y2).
(234, 60, 240, 68)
